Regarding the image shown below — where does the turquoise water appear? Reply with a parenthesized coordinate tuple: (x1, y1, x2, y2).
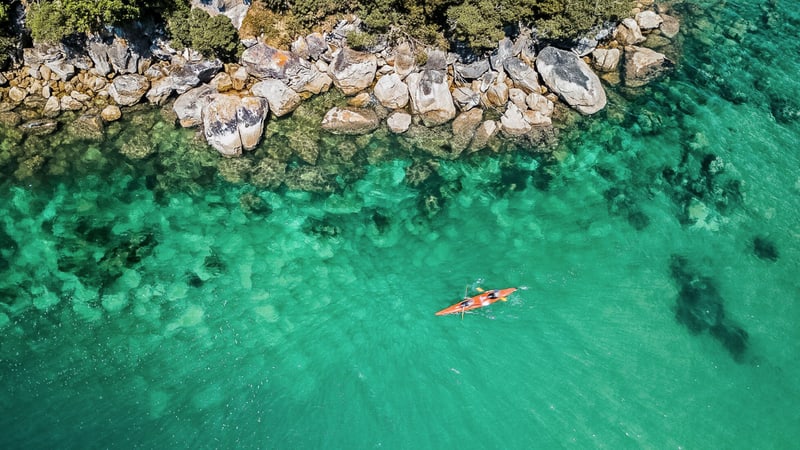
(2, 0, 800, 448)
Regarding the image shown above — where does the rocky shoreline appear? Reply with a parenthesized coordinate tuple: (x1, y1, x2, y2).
(0, 1, 679, 184)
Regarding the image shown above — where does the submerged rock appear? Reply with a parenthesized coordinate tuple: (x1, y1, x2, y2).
(321, 107, 380, 134)
(536, 46, 607, 115)
(20, 119, 58, 136)
(669, 255, 750, 362)
(623, 46, 673, 87)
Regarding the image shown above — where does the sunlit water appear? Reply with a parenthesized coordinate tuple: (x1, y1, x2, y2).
(2, 1, 799, 448)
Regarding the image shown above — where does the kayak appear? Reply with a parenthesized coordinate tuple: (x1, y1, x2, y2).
(435, 287, 517, 316)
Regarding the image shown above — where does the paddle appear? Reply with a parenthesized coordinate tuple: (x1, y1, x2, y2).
(461, 284, 468, 320)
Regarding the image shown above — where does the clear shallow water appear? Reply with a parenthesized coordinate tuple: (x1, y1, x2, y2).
(2, 1, 800, 448)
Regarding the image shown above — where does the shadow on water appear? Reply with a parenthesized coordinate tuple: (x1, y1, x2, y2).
(668, 255, 749, 362)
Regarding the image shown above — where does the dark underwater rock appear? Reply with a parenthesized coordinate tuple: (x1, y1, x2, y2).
(669, 255, 749, 361)
(752, 236, 779, 261)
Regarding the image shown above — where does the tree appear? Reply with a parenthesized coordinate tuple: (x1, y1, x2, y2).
(446, 0, 507, 50)
(26, 0, 138, 42)
(168, 7, 242, 61)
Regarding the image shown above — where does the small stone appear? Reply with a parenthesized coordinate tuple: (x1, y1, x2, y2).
(42, 95, 61, 118)
(386, 111, 411, 133)
(660, 14, 681, 39)
(60, 95, 84, 111)
(636, 10, 664, 30)
(70, 90, 92, 103)
(8, 86, 27, 102)
(101, 105, 122, 122)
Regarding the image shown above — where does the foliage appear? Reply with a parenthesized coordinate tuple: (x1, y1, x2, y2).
(531, 0, 633, 39)
(0, 35, 14, 69)
(240, 1, 307, 48)
(19, 0, 635, 59)
(168, 7, 242, 61)
(27, 0, 138, 42)
(446, 0, 509, 50)
(345, 31, 379, 51)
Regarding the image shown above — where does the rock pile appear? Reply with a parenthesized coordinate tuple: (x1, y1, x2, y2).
(0, 2, 679, 158)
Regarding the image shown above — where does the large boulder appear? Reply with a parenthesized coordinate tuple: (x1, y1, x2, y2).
(536, 46, 606, 115)
(22, 43, 63, 67)
(623, 46, 672, 87)
(386, 112, 412, 134)
(503, 57, 539, 94)
(405, 69, 456, 126)
(146, 76, 174, 105)
(452, 87, 480, 111)
(42, 96, 61, 118)
(250, 79, 302, 117)
(240, 43, 329, 94)
(241, 43, 304, 79)
(321, 107, 380, 135)
(614, 18, 646, 46)
(454, 59, 490, 80)
(237, 96, 269, 150)
(20, 119, 58, 136)
(451, 108, 483, 153)
(170, 58, 224, 94)
(592, 48, 621, 72)
(392, 42, 416, 79)
(328, 48, 377, 95)
(44, 60, 76, 81)
(203, 96, 242, 156)
(373, 73, 409, 109)
(490, 38, 514, 71)
(636, 10, 664, 30)
(525, 92, 554, 126)
(500, 102, 532, 136)
(286, 64, 332, 95)
(305, 32, 329, 60)
(202, 94, 268, 156)
(174, 84, 217, 127)
(191, 0, 250, 29)
(101, 105, 122, 122)
(470, 120, 499, 151)
(108, 74, 150, 106)
(659, 14, 681, 39)
(107, 38, 140, 74)
(87, 36, 112, 76)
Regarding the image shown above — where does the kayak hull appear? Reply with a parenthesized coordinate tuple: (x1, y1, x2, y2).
(435, 287, 517, 316)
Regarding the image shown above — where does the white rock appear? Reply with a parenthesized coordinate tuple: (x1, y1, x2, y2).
(251, 79, 302, 117)
(373, 73, 409, 109)
(386, 112, 412, 133)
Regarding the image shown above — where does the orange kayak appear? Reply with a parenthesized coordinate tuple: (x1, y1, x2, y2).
(435, 287, 517, 316)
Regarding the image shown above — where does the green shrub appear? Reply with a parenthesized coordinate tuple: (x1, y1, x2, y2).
(345, 31, 379, 51)
(446, 0, 508, 50)
(168, 8, 243, 61)
(27, 1, 70, 42)
(27, 0, 138, 42)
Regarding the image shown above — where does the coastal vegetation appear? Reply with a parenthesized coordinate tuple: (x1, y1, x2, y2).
(14, 0, 635, 58)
